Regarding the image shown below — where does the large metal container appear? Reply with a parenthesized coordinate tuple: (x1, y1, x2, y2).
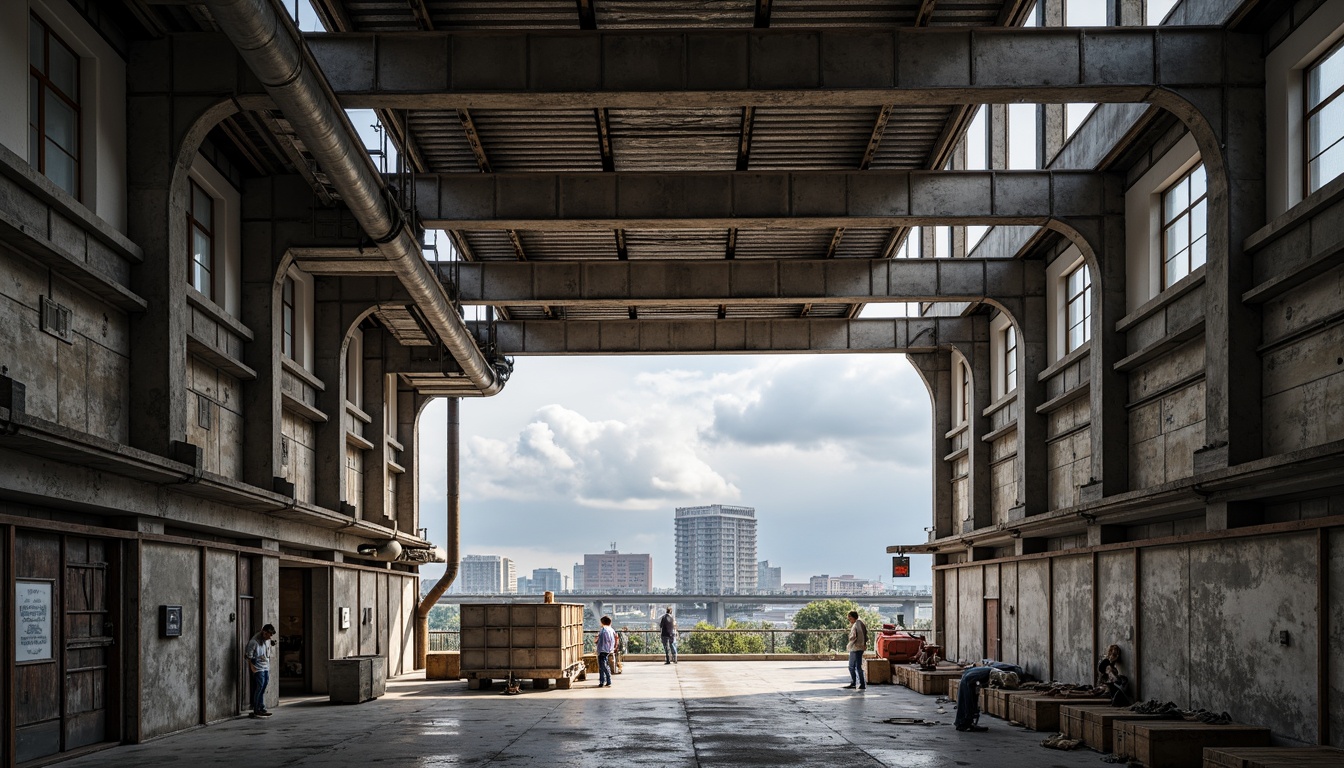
(459, 603, 584, 687)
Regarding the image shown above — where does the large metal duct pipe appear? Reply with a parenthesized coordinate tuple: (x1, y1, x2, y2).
(204, 0, 502, 395)
(415, 397, 461, 667)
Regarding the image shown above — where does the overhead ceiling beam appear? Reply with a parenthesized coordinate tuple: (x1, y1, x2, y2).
(916, 0, 938, 27)
(306, 28, 1254, 110)
(444, 257, 1042, 305)
(469, 316, 981, 356)
(754, 0, 772, 29)
(411, 169, 1119, 229)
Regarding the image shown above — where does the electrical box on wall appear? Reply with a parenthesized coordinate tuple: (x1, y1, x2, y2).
(339, 607, 350, 630)
(160, 605, 183, 638)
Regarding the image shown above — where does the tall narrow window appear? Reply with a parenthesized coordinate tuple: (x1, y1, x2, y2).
(1161, 163, 1208, 287)
(188, 178, 215, 298)
(934, 226, 952, 258)
(1307, 38, 1344, 194)
(1008, 103, 1038, 170)
(28, 14, 81, 197)
(1065, 263, 1092, 353)
(281, 276, 296, 360)
(966, 106, 989, 171)
(960, 363, 971, 424)
(1004, 325, 1018, 394)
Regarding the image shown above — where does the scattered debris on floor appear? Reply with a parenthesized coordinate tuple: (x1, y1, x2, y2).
(1039, 733, 1081, 750)
(880, 717, 938, 726)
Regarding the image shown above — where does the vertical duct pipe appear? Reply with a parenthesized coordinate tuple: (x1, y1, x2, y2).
(416, 397, 460, 667)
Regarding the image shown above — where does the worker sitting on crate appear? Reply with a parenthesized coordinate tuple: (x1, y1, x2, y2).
(954, 661, 1026, 733)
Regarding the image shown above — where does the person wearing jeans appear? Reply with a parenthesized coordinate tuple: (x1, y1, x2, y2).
(595, 615, 616, 687)
(954, 661, 1024, 731)
(843, 611, 868, 690)
(659, 607, 678, 664)
(245, 623, 276, 718)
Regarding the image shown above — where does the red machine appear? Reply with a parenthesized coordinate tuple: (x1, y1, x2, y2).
(875, 624, 925, 663)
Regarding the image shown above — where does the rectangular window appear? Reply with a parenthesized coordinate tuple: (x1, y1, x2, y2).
(188, 178, 215, 298)
(28, 14, 80, 197)
(966, 106, 988, 171)
(1065, 263, 1092, 353)
(1307, 38, 1344, 194)
(960, 363, 971, 423)
(281, 276, 296, 360)
(1004, 325, 1018, 394)
(934, 226, 952, 258)
(1160, 163, 1208, 287)
(1008, 103, 1038, 170)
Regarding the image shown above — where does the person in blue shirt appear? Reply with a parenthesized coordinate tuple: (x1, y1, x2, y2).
(595, 616, 617, 687)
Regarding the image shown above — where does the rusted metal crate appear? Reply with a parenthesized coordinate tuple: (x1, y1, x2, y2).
(459, 603, 585, 690)
(1112, 721, 1271, 768)
(1202, 746, 1344, 768)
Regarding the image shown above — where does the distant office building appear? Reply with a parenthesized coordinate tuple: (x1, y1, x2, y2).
(808, 574, 883, 596)
(583, 547, 653, 591)
(675, 505, 758, 594)
(757, 561, 782, 593)
(516, 576, 533, 594)
(572, 563, 585, 591)
(460, 554, 516, 594)
(531, 568, 563, 594)
(782, 582, 811, 595)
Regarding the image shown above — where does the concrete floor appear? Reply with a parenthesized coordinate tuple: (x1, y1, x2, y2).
(65, 662, 1110, 767)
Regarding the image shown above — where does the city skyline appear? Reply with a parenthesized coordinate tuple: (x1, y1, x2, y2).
(416, 354, 936, 589)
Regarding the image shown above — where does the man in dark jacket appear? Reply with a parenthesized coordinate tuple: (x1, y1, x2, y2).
(659, 607, 678, 664)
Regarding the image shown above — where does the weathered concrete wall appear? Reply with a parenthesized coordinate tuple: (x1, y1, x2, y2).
(204, 549, 239, 722)
(957, 566, 984, 663)
(1330, 529, 1344, 749)
(1051, 555, 1093, 684)
(1000, 562, 1019, 663)
(1128, 340, 1205, 488)
(186, 355, 244, 479)
(1095, 550, 1136, 691)
(942, 568, 959, 657)
(0, 246, 131, 442)
(1260, 264, 1344, 456)
(1016, 559, 1050, 680)
(1046, 398, 1091, 510)
(280, 408, 317, 503)
(1137, 545, 1189, 705)
(990, 431, 1018, 526)
(140, 543, 202, 738)
(1188, 534, 1318, 745)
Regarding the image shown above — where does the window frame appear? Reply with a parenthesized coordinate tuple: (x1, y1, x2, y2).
(1065, 263, 1092, 353)
(281, 276, 296, 361)
(187, 177, 216, 300)
(1159, 163, 1208, 289)
(1306, 36, 1344, 195)
(1004, 324, 1018, 395)
(959, 362, 971, 424)
(28, 12, 81, 198)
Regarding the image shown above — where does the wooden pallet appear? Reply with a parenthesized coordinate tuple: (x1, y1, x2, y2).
(1202, 747, 1344, 768)
(1009, 695, 1112, 732)
(1112, 721, 1271, 768)
(464, 662, 586, 691)
(1058, 704, 1169, 752)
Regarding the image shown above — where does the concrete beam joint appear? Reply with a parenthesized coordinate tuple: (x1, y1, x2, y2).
(307, 28, 1261, 109)
(414, 170, 1118, 229)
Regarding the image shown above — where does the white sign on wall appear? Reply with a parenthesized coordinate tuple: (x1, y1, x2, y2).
(16, 580, 53, 662)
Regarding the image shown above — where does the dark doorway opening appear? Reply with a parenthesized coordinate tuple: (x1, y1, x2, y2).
(278, 568, 310, 694)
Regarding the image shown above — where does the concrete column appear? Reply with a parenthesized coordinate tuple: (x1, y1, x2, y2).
(989, 104, 1009, 170)
(1110, 0, 1144, 26)
(238, 181, 286, 491)
(953, 332, 993, 532)
(312, 280, 348, 513)
(1014, 290, 1050, 518)
(362, 330, 392, 521)
(908, 352, 954, 539)
(709, 601, 726, 628)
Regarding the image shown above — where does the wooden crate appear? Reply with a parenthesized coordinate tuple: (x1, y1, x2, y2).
(948, 678, 959, 701)
(459, 602, 585, 689)
(983, 688, 1039, 719)
(1057, 705, 1169, 752)
(425, 651, 460, 680)
(1010, 695, 1111, 732)
(1202, 747, 1344, 768)
(906, 666, 964, 695)
(865, 658, 892, 685)
(1113, 721, 1271, 768)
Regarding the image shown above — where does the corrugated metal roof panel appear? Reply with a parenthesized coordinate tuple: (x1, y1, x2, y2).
(733, 229, 833, 259)
(748, 107, 879, 170)
(609, 109, 741, 172)
(624, 229, 730, 260)
(470, 110, 604, 172)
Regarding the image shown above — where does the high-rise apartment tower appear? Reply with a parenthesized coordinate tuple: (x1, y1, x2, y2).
(675, 505, 758, 594)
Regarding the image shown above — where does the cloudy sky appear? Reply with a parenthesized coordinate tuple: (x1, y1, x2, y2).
(414, 352, 937, 589)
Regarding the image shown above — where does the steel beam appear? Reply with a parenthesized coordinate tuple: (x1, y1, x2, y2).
(307, 27, 1258, 110)
(447, 257, 1042, 305)
(469, 316, 982, 355)
(413, 170, 1118, 230)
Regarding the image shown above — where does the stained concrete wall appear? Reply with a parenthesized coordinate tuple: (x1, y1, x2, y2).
(140, 543, 203, 737)
(204, 549, 239, 722)
(1260, 263, 1344, 455)
(186, 355, 244, 480)
(943, 528, 1335, 744)
(990, 431, 1018, 526)
(0, 245, 131, 442)
(957, 566, 984, 663)
(325, 565, 418, 685)
(280, 408, 317, 503)
(1128, 339, 1205, 488)
(1046, 397, 1091, 510)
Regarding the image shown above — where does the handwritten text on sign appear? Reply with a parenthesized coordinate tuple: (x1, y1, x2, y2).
(16, 580, 53, 662)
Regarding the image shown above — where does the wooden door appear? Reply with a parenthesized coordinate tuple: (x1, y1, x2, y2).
(984, 599, 1001, 662)
(63, 537, 114, 750)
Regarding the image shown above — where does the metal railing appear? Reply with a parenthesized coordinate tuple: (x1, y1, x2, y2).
(427, 628, 932, 655)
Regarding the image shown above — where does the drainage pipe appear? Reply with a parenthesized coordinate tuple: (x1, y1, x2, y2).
(415, 397, 461, 667)
(204, 0, 501, 395)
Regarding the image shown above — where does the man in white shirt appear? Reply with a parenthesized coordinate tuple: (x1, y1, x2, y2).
(245, 624, 276, 718)
(843, 611, 868, 691)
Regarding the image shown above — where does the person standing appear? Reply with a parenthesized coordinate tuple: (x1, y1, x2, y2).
(659, 607, 678, 664)
(595, 616, 616, 687)
(245, 623, 277, 718)
(843, 611, 868, 691)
